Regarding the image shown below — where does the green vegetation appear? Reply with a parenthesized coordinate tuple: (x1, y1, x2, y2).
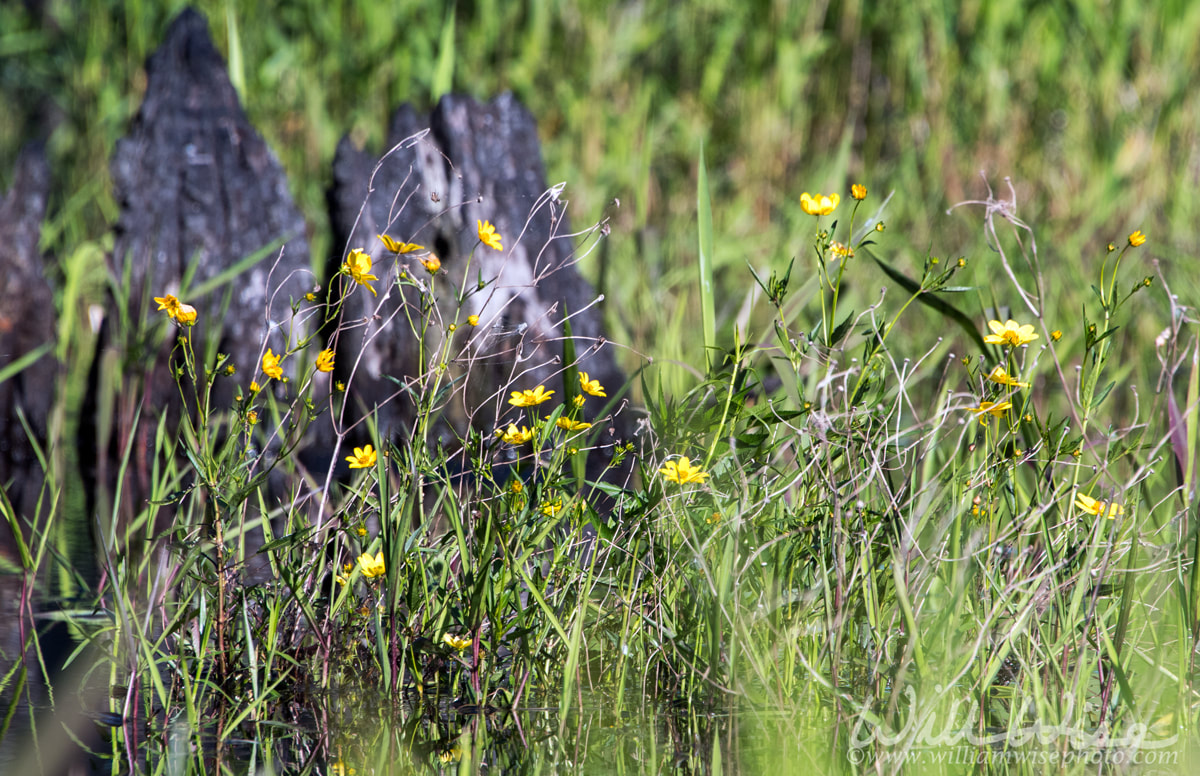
(3, 1, 1200, 773)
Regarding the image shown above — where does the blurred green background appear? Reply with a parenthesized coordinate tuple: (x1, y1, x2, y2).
(3, 0, 1196, 393)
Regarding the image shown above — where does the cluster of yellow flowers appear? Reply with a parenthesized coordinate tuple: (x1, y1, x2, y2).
(961, 296, 1137, 518)
(798, 183, 867, 217)
(497, 371, 608, 448)
(154, 294, 198, 326)
(347, 221, 505, 295)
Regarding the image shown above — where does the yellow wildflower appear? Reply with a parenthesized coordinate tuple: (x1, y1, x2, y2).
(420, 254, 441, 273)
(509, 385, 555, 407)
(1128, 230, 1146, 248)
(154, 293, 180, 316)
(262, 349, 284, 380)
(357, 550, 386, 578)
(342, 249, 379, 296)
(174, 303, 197, 326)
(315, 348, 335, 373)
(541, 499, 564, 517)
(478, 219, 503, 251)
(800, 192, 840, 216)
(556, 417, 592, 432)
(346, 444, 377, 469)
(250, 381, 261, 393)
(968, 400, 1012, 424)
(830, 242, 854, 259)
(155, 293, 197, 325)
(579, 371, 606, 397)
(1075, 492, 1124, 519)
(572, 394, 586, 408)
(983, 319, 1039, 347)
(442, 633, 472, 651)
(850, 183, 867, 200)
(378, 234, 424, 254)
(495, 424, 534, 445)
(660, 456, 709, 484)
(986, 365, 1030, 388)
(467, 314, 480, 326)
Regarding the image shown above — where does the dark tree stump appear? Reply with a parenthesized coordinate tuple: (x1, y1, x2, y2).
(0, 144, 57, 526)
(101, 7, 312, 517)
(328, 94, 634, 486)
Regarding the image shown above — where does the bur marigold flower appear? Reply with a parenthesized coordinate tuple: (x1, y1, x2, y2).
(579, 372, 606, 397)
(174, 303, 198, 326)
(443, 633, 472, 651)
(851, 183, 867, 200)
(155, 293, 197, 325)
(154, 294, 181, 317)
(378, 234, 424, 254)
(1075, 492, 1124, 519)
(420, 254, 441, 273)
(467, 314, 480, 326)
(830, 242, 854, 259)
(556, 417, 592, 432)
(509, 385, 554, 407)
(572, 394, 586, 408)
(315, 349, 335, 373)
(343, 249, 379, 295)
(246, 410, 258, 426)
(986, 365, 1030, 388)
(800, 192, 840, 216)
(660, 456, 709, 484)
(357, 550, 386, 578)
(262, 349, 284, 380)
(541, 499, 564, 517)
(983, 319, 1039, 347)
(250, 381, 261, 393)
(1128, 230, 1146, 247)
(496, 424, 534, 444)
(968, 400, 1012, 423)
(346, 444, 377, 469)
(478, 220, 503, 251)
(1050, 330, 1062, 341)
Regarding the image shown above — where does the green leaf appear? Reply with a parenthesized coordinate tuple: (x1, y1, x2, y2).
(697, 143, 716, 373)
(870, 251, 989, 353)
(431, 7, 456, 101)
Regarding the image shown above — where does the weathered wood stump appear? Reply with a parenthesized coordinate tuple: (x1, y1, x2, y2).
(328, 95, 634, 486)
(0, 145, 57, 527)
(100, 8, 312, 517)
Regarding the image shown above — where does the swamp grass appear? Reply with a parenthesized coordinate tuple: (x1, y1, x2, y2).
(2, 1, 1200, 773)
(4, 171, 1197, 774)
